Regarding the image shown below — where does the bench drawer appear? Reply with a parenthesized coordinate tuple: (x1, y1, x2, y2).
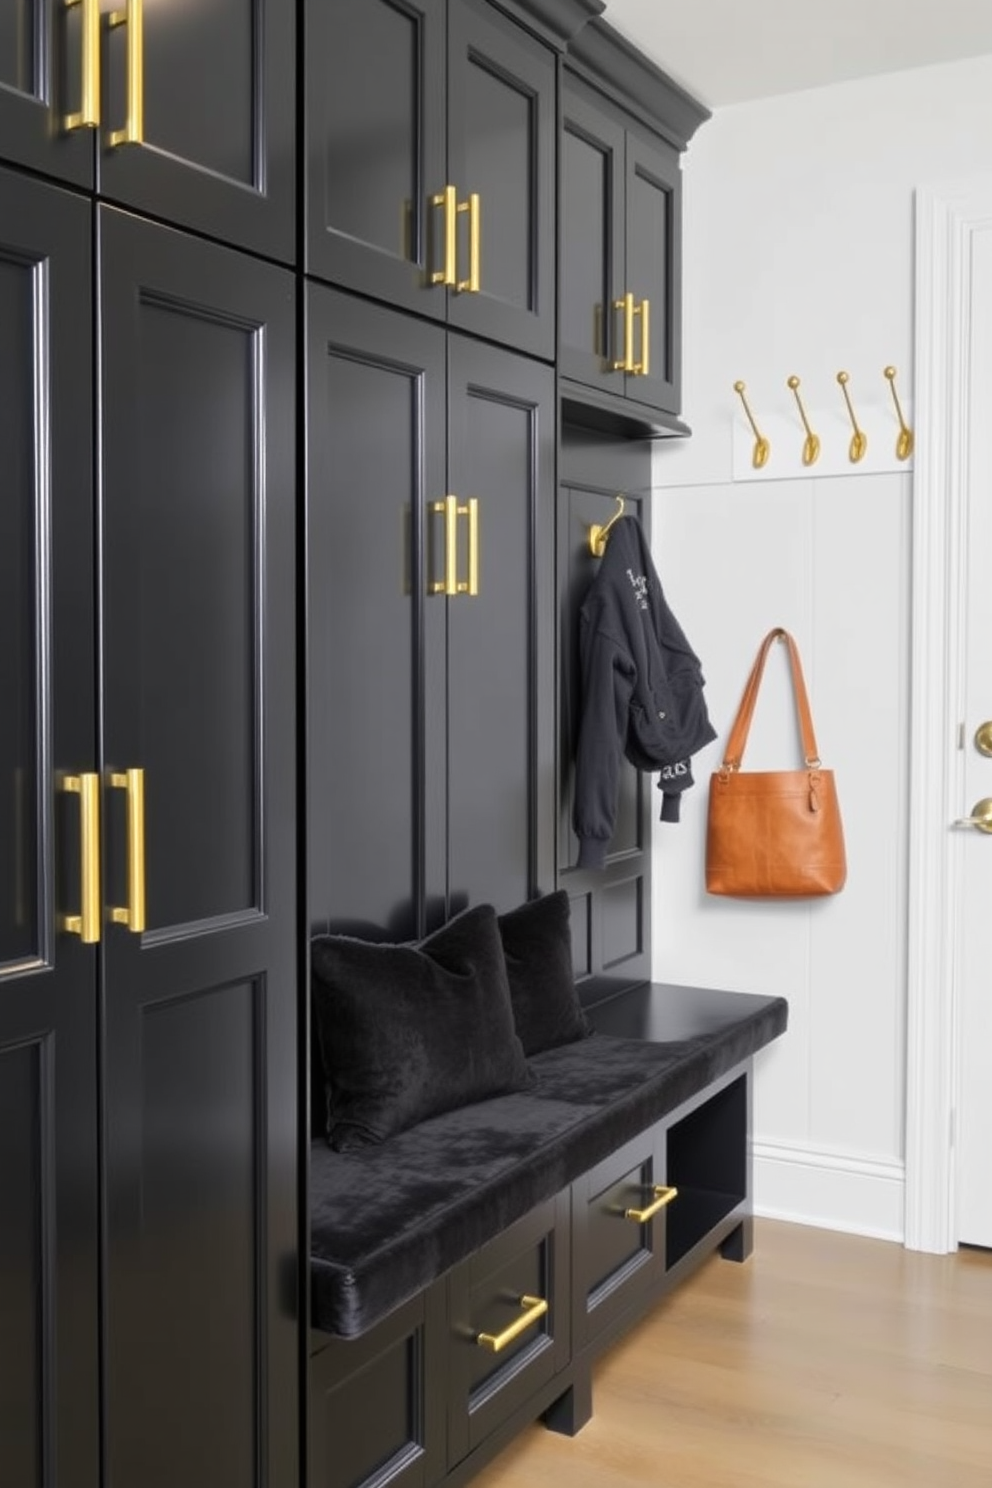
(572, 1126, 673, 1348)
(447, 1191, 570, 1465)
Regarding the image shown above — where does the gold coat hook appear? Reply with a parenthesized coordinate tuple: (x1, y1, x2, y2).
(589, 494, 625, 557)
(786, 376, 820, 465)
(732, 381, 770, 469)
(883, 366, 914, 460)
(836, 372, 867, 463)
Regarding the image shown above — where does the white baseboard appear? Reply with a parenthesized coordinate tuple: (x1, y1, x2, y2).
(752, 1139, 905, 1243)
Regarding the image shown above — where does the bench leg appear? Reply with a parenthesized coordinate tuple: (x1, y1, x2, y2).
(720, 1214, 753, 1263)
(543, 1363, 592, 1437)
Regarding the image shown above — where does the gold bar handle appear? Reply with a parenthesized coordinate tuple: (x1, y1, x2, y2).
(431, 496, 458, 596)
(476, 1295, 548, 1353)
(457, 193, 481, 293)
(624, 1184, 678, 1224)
(109, 768, 146, 932)
(107, 0, 144, 148)
(611, 292, 635, 373)
(61, 773, 101, 944)
(430, 185, 457, 287)
(65, 0, 100, 130)
(633, 297, 650, 377)
(458, 498, 478, 596)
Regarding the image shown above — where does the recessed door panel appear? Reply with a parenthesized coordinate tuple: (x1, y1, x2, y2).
(0, 1, 94, 184)
(0, 1039, 44, 1488)
(307, 287, 446, 941)
(625, 131, 680, 413)
(447, 0, 554, 359)
(306, 0, 445, 315)
(447, 339, 554, 914)
(0, 251, 39, 967)
(0, 0, 32, 91)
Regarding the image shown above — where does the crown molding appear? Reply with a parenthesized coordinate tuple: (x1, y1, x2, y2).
(565, 17, 710, 151)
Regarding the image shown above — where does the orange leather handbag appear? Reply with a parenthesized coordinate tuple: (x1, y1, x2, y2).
(706, 628, 847, 898)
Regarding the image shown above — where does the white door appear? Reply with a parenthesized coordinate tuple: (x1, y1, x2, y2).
(956, 227, 992, 1250)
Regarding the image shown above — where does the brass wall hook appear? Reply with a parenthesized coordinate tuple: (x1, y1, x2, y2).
(589, 494, 625, 556)
(732, 381, 770, 469)
(786, 376, 820, 465)
(883, 366, 914, 460)
(836, 372, 867, 463)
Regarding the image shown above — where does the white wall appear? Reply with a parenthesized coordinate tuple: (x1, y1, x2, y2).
(650, 52, 992, 1240)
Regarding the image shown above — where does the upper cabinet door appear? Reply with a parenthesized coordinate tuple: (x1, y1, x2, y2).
(0, 0, 95, 185)
(559, 80, 625, 396)
(0, 165, 99, 1488)
(623, 127, 681, 415)
(306, 0, 447, 319)
(98, 0, 295, 262)
(447, 0, 555, 360)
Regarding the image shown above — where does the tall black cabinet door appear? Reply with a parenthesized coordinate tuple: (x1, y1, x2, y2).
(446, 336, 555, 913)
(0, 169, 98, 1488)
(0, 0, 94, 184)
(624, 129, 681, 415)
(307, 287, 447, 943)
(99, 210, 298, 1488)
(559, 79, 625, 395)
(99, 0, 295, 261)
(306, 0, 446, 319)
(447, 0, 555, 361)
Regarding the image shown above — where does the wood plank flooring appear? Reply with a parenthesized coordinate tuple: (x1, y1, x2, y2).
(473, 1219, 992, 1488)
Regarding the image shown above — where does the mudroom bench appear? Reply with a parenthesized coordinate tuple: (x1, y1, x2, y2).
(308, 982, 787, 1488)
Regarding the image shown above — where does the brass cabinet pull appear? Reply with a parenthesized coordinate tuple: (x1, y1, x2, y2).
(633, 297, 650, 376)
(61, 773, 101, 944)
(107, 0, 144, 147)
(476, 1295, 548, 1353)
(954, 798, 992, 834)
(430, 185, 458, 287)
(65, 0, 101, 130)
(456, 192, 481, 293)
(109, 768, 146, 931)
(624, 1184, 678, 1224)
(431, 496, 479, 597)
(611, 292, 635, 373)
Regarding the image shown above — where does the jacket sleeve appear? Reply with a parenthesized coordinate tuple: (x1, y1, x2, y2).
(573, 622, 634, 870)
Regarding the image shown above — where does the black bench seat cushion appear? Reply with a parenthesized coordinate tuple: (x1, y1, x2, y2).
(310, 989, 787, 1338)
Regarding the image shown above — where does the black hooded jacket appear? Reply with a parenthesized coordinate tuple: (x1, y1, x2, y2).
(573, 516, 716, 869)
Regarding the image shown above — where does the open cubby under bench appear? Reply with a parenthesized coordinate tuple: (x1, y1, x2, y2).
(308, 982, 788, 1488)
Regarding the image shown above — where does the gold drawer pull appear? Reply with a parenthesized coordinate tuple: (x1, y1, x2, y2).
(476, 1294, 548, 1353)
(430, 185, 457, 287)
(633, 296, 650, 376)
(456, 192, 481, 293)
(431, 496, 479, 597)
(109, 768, 146, 932)
(624, 1184, 678, 1224)
(611, 291, 635, 372)
(107, 0, 144, 147)
(65, 0, 101, 131)
(61, 772, 101, 944)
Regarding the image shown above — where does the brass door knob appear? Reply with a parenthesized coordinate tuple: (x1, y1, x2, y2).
(954, 798, 992, 833)
(975, 721, 992, 757)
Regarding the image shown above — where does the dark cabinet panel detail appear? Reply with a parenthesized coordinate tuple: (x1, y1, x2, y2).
(99, 0, 295, 261)
(601, 876, 643, 969)
(0, 0, 32, 91)
(447, 339, 555, 914)
(0, 1039, 44, 1488)
(307, 286, 447, 942)
(624, 131, 679, 412)
(307, 0, 446, 317)
(559, 90, 624, 394)
(0, 0, 94, 184)
(0, 251, 38, 966)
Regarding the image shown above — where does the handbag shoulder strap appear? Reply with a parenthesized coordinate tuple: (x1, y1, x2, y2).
(722, 627, 822, 769)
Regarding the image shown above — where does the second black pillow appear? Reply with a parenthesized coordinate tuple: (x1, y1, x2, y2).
(498, 890, 592, 1057)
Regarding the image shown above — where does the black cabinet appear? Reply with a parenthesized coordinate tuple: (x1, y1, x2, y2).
(0, 0, 95, 185)
(0, 163, 99, 1488)
(307, 285, 555, 941)
(0, 167, 300, 1488)
(560, 73, 682, 417)
(306, 0, 555, 359)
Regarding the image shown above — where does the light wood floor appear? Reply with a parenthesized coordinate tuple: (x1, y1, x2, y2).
(473, 1220, 992, 1488)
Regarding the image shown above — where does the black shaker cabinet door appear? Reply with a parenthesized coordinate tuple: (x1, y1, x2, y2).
(0, 0, 95, 185)
(98, 0, 295, 261)
(559, 79, 625, 396)
(306, 0, 447, 320)
(98, 210, 299, 1488)
(447, 0, 555, 360)
(307, 286, 447, 943)
(446, 335, 555, 914)
(623, 127, 681, 415)
(0, 167, 98, 1488)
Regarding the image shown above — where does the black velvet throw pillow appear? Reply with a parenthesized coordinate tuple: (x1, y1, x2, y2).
(311, 903, 532, 1152)
(497, 890, 592, 1057)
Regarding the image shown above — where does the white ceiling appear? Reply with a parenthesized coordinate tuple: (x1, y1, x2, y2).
(602, 0, 992, 108)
